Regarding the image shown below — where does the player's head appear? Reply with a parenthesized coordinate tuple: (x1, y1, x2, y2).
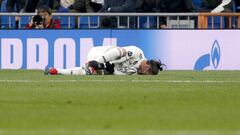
(138, 59, 165, 75)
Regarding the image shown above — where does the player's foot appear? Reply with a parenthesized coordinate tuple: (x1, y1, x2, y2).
(44, 67, 58, 75)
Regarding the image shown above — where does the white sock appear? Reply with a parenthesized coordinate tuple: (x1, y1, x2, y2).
(57, 67, 86, 75)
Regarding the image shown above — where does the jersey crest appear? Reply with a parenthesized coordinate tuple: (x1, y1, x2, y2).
(128, 51, 133, 57)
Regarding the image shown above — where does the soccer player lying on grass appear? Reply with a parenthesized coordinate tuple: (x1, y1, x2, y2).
(45, 46, 165, 75)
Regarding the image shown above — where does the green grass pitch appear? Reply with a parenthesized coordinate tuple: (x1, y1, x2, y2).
(0, 70, 240, 135)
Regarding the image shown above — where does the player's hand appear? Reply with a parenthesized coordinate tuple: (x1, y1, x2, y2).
(105, 62, 114, 74)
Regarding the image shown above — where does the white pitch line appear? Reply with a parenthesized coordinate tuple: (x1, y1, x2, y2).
(0, 129, 239, 135)
(132, 80, 240, 83)
(0, 79, 240, 83)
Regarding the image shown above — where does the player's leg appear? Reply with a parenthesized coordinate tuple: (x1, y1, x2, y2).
(87, 46, 126, 63)
(95, 47, 127, 63)
(57, 67, 88, 75)
(45, 66, 91, 75)
(87, 46, 113, 61)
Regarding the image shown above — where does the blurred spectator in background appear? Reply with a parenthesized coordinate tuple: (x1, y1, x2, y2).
(57, 0, 102, 13)
(144, 0, 195, 28)
(24, 0, 54, 12)
(6, 0, 25, 12)
(162, 0, 196, 28)
(61, 0, 86, 12)
(143, 0, 165, 28)
(200, 0, 232, 13)
(68, 0, 102, 12)
(143, 0, 195, 13)
(99, 0, 135, 12)
(99, 0, 136, 28)
(4, 0, 26, 28)
(68, 0, 86, 12)
(58, 0, 75, 9)
(26, 5, 61, 28)
(0, 0, 2, 8)
(90, 0, 103, 11)
(200, 0, 233, 28)
(56, 0, 103, 28)
(158, 0, 195, 13)
(135, 0, 144, 12)
(235, 0, 240, 12)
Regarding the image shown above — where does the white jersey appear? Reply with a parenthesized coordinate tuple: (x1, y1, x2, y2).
(87, 46, 146, 75)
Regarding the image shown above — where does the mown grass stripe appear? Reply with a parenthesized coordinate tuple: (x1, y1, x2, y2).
(0, 79, 240, 83)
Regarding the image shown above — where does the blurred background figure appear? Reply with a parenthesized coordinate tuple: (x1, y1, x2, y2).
(198, 0, 233, 28)
(99, 0, 135, 12)
(56, 0, 103, 13)
(5, 0, 25, 28)
(143, 0, 196, 28)
(99, 0, 136, 28)
(234, 0, 240, 12)
(6, 0, 25, 12)
(26, 5, 61, 28)
(59, 0, 75, 9)
(24, 0, 54, 12)
(90, 0, 103, 11)
(200, 0, 232, 13)
(0, 0, 2, 7)
(55, 0, 103, 28)
(71, 0, 103, 12)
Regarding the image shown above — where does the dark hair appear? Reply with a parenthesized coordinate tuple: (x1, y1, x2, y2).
(37, 5, 52, 15)
(147, 59, 166, 75)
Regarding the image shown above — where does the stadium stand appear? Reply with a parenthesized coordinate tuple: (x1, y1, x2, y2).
(1, 12, 240, 29)
(0, 0, 239, 29)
